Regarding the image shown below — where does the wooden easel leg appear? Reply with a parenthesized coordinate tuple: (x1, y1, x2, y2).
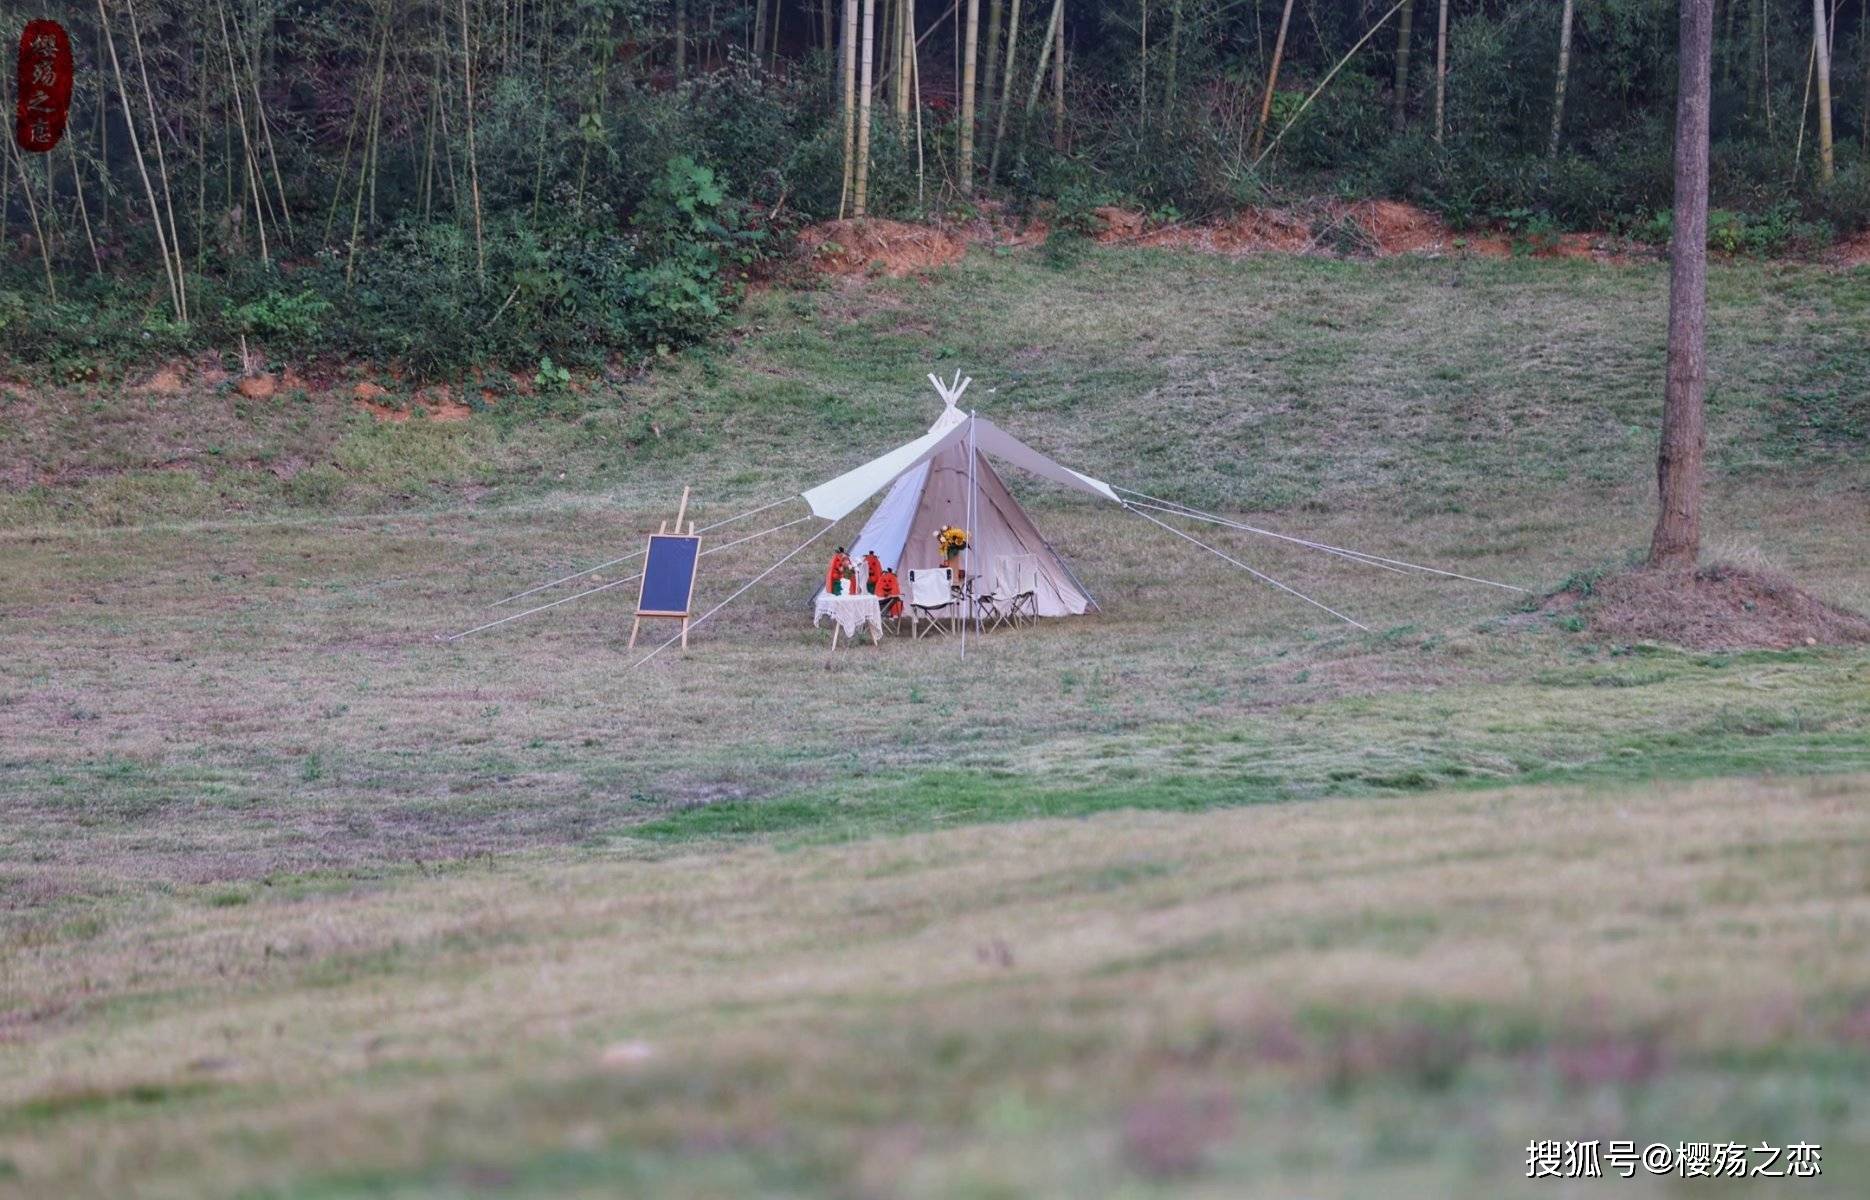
(628, 617, 641, 649)
(680, 618, 689, 650)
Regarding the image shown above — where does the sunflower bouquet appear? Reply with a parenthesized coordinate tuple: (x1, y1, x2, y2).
(936, 525, 969, 561)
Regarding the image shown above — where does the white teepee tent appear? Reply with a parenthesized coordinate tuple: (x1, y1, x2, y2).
(800, 374, 1117, 617)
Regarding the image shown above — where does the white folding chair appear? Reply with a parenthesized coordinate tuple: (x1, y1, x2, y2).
(986, 555, 1041, 629)
(908, 568, 956, 639)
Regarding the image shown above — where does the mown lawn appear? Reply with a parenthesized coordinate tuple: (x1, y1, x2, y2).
(2, 245, 1867, 1196)
(4, 775, 1869, 1198)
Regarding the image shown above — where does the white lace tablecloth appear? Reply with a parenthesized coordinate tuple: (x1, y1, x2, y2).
(814, 592, 884, 640)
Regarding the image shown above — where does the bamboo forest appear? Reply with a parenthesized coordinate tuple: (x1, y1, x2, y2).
(3, 1, 1868, 375)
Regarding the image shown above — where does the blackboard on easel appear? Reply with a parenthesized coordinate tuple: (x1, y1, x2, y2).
(629, 488, 700, 650)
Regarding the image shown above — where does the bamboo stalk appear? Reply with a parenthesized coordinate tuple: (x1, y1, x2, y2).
(959, 0, 980, 193)
(1251, 0, 1295, 155)
(237, 6, 295, 241)
(7, 141, 57, 302)
(1254, 0, 1413, 169)
(1812, 0, 1835, 180)
(67, 139, 102, 273)
(348, 24, 390, 285)
(987, 0, 1022, 181)
(460, 0, 486, 281)
(839, 0, 858, 217)
(1550, 0, 1576, 158)
(1434, 0, 1448, 143)
(911, 5, 925, 207)
(1023, 0, 1061, 116)
(1052, 0, 1064, 150)
(854, 0, 876, 216)
(126, 0, 189, 317)
(216, 0, 270, 269)
(98, 0, 182, 319)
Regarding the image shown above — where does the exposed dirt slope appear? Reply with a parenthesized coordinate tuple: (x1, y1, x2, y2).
(794, 201, 1672, 277)
(797, 218, 968, 277)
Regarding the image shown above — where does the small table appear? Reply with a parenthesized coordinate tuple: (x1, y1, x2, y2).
(814, 592, 883, 648)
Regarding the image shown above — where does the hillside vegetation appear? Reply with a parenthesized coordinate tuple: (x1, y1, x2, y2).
(5, 0, 1870, 379)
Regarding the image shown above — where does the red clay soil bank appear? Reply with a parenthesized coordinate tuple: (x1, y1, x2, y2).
(1831, 230, 1870, 267)
(797, 218, 968, 277)
(1559, 565, 1870, 651)
(796, 202, 1861, 275)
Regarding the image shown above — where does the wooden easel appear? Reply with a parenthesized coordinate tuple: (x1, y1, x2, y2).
(628, 486, 699, 650)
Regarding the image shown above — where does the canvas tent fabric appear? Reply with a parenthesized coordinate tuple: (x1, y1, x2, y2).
(801, 403, 1115, 620)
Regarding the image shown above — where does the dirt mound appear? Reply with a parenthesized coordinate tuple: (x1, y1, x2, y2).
(1563, 565, 1870, 651)
(798, 218, 967, 277)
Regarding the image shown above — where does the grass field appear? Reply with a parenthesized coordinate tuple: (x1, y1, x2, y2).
(3, 245, 1868, 1196)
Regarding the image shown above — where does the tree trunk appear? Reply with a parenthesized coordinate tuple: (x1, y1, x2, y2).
(1649, 0, 1714, 571)
(1252, 0, 1297, 155)
(1434, 0, 1448, 142)
(1812, 0, 1835, 179)
(1392, 0, 1414, 131)
(959, 0, 980, 192)
(854, 0, 876, 216)
(1550, 0, 1576, 158)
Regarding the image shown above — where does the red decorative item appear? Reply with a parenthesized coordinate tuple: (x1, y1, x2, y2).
(15, 20, 74, 154)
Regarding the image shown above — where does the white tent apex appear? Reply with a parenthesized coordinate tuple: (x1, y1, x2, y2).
(927, 369, 972, 410)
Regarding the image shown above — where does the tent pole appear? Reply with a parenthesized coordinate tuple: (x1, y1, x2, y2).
(962, 410, 979, 655)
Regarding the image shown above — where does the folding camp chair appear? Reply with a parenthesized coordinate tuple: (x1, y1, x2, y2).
(907, 568, 957, 638)
(982, 555, 1041, 630)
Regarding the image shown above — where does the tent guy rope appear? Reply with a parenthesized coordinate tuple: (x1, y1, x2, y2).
(487, 495, 797, 608)
(1124, 503, 1371, 631)
(1114, 486, 1528, 593)
(630, 520, 841, 670)
(440, 513, 817, 641)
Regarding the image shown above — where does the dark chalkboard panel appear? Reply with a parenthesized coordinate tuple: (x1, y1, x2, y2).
(636, 535, 700, 616)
